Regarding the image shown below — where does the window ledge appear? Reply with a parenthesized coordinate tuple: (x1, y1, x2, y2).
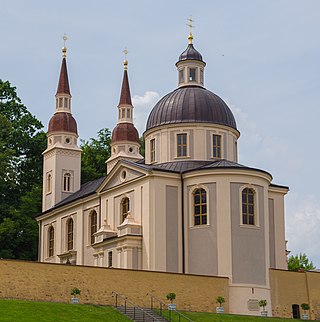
(189, 224, 211, 229)
(239, 224, 260, 230)
(174, 156, 191, 160)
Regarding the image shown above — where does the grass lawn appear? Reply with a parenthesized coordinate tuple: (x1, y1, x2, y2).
(160, 309, 299, 322)
(0, 299, 130, 322)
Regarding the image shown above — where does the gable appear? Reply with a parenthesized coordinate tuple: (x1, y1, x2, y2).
(101, 165, 147, 191)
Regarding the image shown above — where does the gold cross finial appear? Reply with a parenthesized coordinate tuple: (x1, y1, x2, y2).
(62, 33, 68, 58)
(186, 15, 194, 44)
(123, 47, 128, 70)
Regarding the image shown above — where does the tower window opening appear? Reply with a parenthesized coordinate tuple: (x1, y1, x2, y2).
(200, 69, 204, 84)
(59, 97, 63, 108)
(179, 69, 184, 83)
(121, 109, 125, 118)
(47, 173, 52, 193)
(150, 139, 155, 162)
(64, 97, 68, 108)
(177, 133, 187, 157)
(213, 134, 221, 158)
(127, 109, 130, 118)
(189, 68, 196, 81)
(63, 173, 71, 192)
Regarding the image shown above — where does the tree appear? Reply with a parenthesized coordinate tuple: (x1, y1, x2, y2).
(0, 80, 46, 260)
(288, 253, 316, 271)
(80, 128, 111, 184)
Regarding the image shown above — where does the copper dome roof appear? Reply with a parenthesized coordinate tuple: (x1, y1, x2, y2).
(112, 123, 139, 143)
(146, 86, 237, 131)
(48, 112, 78, 134)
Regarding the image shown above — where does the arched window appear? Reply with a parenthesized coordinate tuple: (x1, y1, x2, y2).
(242, 188, 255, 225)
(63, 173, 71, 192)
(90, 211, 97, 244)
(48, 226, 54, 257)
(67, 218, 73, 251)
(47, 173, 52, 193)
(121, 197, 130, 223)
(194, 188, 207, 225)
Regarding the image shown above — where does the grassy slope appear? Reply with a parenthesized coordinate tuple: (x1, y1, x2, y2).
(0, 299, 300, 322)
(161, 310, 297, 322)
(0, 299, 130, 322)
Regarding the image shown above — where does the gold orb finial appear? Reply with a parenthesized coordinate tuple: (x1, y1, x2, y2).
(123, 47, 128, 70)
(62, 33, 68, 58)
(186, 15, 194, 44)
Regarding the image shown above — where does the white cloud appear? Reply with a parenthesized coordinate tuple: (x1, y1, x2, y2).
(286, 194, 320, 268)
(132, 91, 160, 136)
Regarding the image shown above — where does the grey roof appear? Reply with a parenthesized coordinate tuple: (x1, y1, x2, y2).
(39, 176, 106, 216)
(39, 159, 286, 216)
(146, 86, 237, 131)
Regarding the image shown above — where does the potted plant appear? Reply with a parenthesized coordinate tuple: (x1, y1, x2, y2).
(166, 292, 176, 310)
(259, 299, 268, 317)
(215, 296, 225, 313)
(301, 303, 310, 320)
(71, 287, 81, 304)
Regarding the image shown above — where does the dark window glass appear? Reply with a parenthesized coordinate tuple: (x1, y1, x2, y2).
(67, 219, 73, 251)
(177, 134, 187, 157)
(189, 68, 196, 81)
(150, 139, 155, 162)
(48, 226, 54, 257)
(90, 211, 97, 244)
(121, 197, 130, 223)
(242, 188, 255, 225)
(194, 188, 207, 225)
(179, 69, 184, 83)
(108, 251, 113, 268)
(213, 135, 222, 158)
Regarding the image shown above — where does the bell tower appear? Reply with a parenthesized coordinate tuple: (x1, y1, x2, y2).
(42, 37, 81, 211)
(106, 52, 143, 173)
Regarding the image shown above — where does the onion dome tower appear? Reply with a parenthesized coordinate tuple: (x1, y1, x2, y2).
(144, 28, 239, 164)
(42, 37, 81, 211)
(106, 54, 143, 174)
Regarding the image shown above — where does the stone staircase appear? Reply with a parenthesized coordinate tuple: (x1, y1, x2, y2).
(116, 305, 168, 321)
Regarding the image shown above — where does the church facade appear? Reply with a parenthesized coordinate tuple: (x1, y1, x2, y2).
(37, 32, 289, 316)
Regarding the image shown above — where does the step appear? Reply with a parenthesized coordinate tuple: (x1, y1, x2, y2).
(116, 306, 168, 322)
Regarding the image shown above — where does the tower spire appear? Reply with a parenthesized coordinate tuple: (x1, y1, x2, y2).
(119, 48, 132, 107)
(56, 34, 70, 95)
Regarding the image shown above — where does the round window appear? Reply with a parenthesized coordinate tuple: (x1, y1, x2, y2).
(129, 147, 133, 153)
(65, 137, 70, 144)
(121, 170, 127, 180)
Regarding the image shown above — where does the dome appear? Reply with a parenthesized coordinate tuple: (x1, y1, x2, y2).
(177, 44, 204, 63)
(112, 123, 140, 143)
(146, 86, 237, 131)
(48, 112, 78, 134)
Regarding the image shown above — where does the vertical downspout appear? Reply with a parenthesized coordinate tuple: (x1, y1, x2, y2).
(180, 172, 185, 274)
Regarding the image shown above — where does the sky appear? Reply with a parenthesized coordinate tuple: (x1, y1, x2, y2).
(1, 0, 319, 267)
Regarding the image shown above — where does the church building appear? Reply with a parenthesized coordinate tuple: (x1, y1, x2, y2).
(36, 31, 289, 316)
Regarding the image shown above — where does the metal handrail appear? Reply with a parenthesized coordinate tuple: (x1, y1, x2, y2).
(146, 293, 193, 322)
(169, 308, 193, 322)
(112, 290, 164, 322)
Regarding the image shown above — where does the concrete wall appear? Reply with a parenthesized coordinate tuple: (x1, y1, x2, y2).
(0, 260, 228, 313)
(270, 269, 320, 320)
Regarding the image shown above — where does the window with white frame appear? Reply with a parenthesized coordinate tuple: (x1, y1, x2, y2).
(242, 188, 255, 225)
(177, 133, 187, 157)
(213, 134, 222, 158)
(150, 139, 155, 163)
(66, 218, 73, 251)
(193, 188, 207, 225)
(121, 197, 130, 223)
(90, 210, 98, 244)
(48, 226, 54, 257)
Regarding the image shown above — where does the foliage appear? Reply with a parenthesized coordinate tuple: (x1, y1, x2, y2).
(139, 136, 145, 157)
(216, 296, 225, 306)
(70, 287, 81, 297)
(259, 300, 267, 310)
(301, 303, 310, 312)
(166, 292, 176, 303)
(0, 80, 46, 260)
(287, 253, 316, 271)
(0, 299, 130, 322)
(80, 128, 111, 183)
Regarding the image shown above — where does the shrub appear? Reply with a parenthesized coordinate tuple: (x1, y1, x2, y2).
(71, 288, 81, 297)
(166, 292, 176, 303)
(216, 296, 225, 307)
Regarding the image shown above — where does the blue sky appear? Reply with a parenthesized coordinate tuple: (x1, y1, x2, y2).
(1, 0, 319, 267)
